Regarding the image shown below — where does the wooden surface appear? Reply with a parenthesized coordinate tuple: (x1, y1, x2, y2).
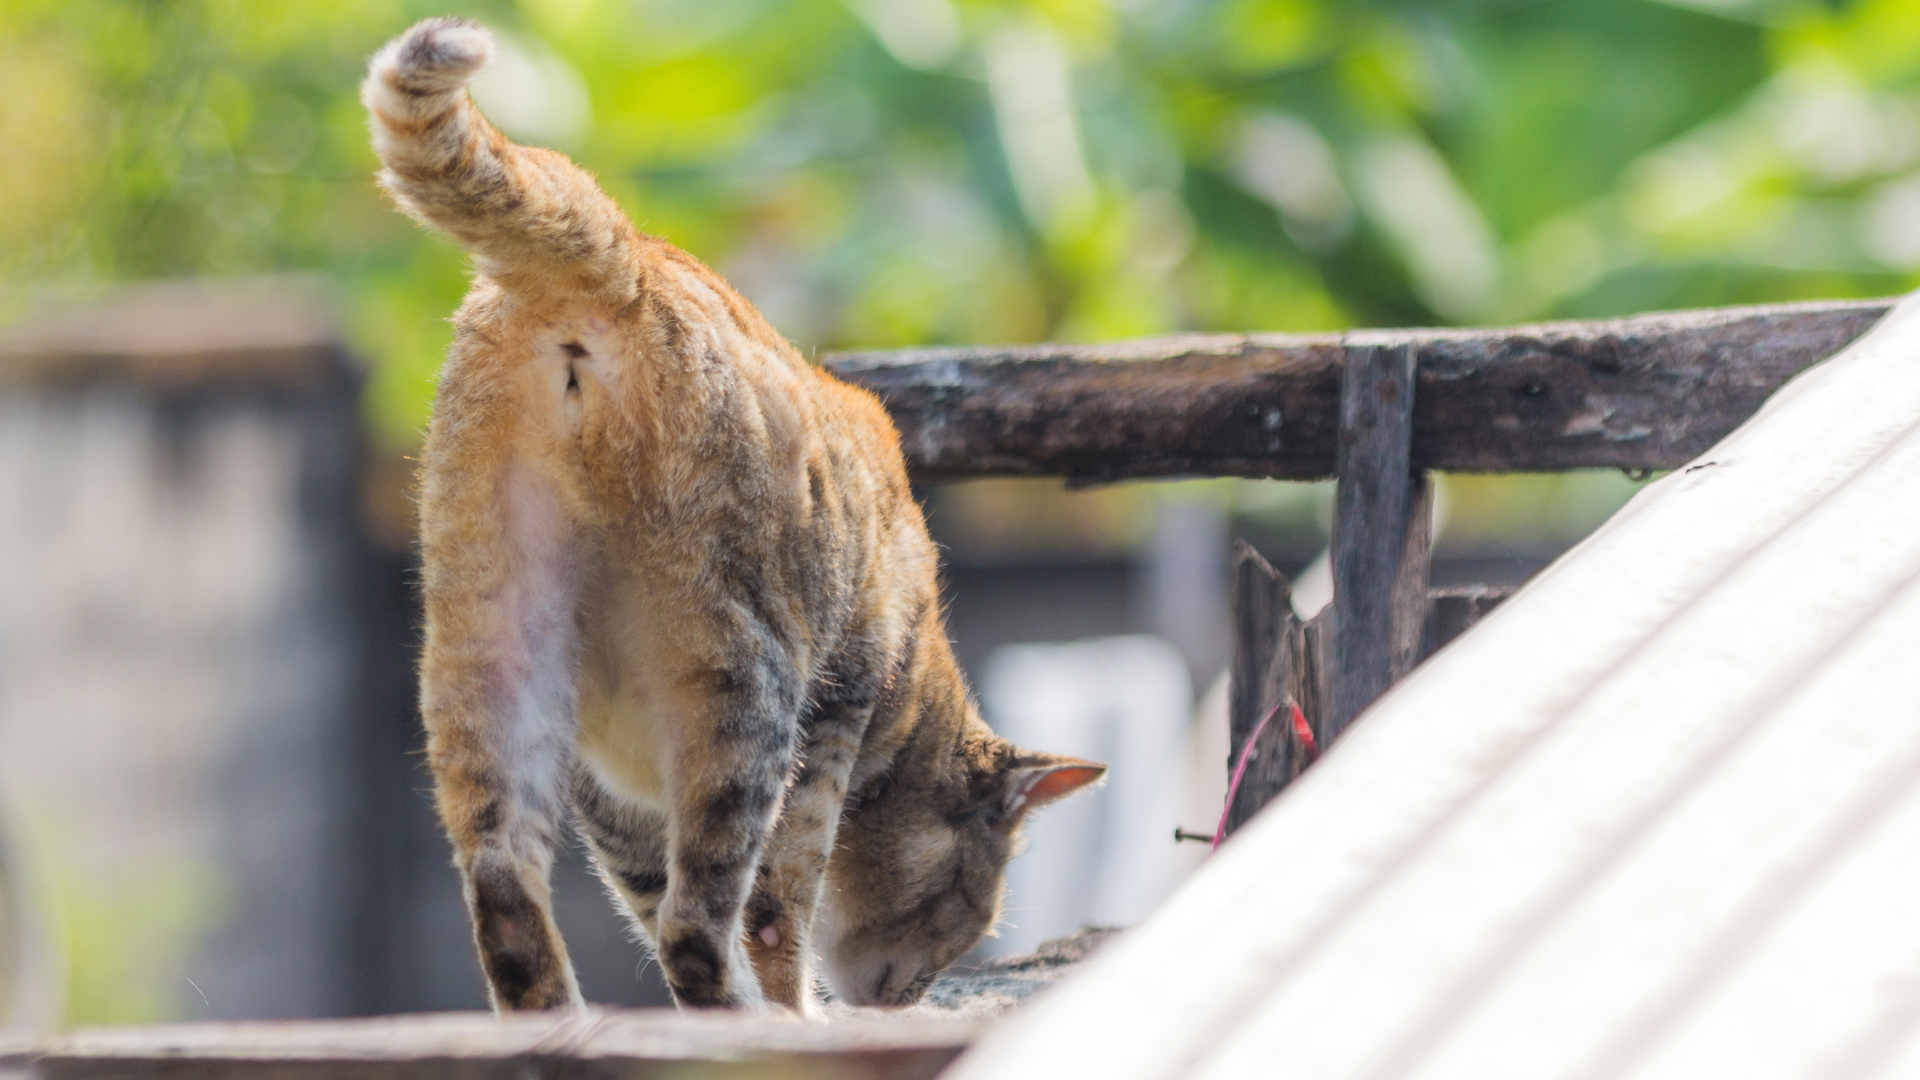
(825, 298, 1889, 481)
(0, 931, 1125, 1080)
(945, 290, 1920, 1080)
(1328, 344, 1431, 739)
(1225, 543, 1298, 836)
(2, 1010, 977, 1080)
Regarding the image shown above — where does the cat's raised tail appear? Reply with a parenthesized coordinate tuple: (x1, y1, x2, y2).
(362, 18, 638, 304)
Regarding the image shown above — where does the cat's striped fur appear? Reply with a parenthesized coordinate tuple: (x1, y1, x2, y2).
(363, 17, 1104, 1014)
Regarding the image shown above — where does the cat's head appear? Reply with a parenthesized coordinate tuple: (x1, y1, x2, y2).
(815, 738, 1104, 1007)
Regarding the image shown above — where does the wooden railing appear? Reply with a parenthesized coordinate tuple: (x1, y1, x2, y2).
(826, 298, 1892, 834)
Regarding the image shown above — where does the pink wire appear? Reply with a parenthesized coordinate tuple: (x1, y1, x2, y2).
(1212, 699, 1284, 851)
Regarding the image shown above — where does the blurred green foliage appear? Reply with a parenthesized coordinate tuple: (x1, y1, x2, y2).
(54, 858, 223, 1025)
(5, 0, 1920, 448)
(14, 813, 225, 1026)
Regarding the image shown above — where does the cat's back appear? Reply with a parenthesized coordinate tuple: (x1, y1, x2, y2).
(549, 242, 934, 801)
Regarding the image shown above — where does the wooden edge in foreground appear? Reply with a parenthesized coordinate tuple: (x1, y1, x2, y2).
(825, 298, 1892, 481)
(3, 1009, 978, 1080)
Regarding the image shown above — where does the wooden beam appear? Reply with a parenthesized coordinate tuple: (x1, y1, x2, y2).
(824, 299, 1889, 482)
(1329, 344, 1432, 740)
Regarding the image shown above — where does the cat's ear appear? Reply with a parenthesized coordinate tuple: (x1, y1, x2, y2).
(1000, 754, 1106, 820)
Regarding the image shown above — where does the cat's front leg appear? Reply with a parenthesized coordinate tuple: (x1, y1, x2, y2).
(657, 627, 803, 1010)
(572, 765, 671, 944)
(744, 694, 871, 1014)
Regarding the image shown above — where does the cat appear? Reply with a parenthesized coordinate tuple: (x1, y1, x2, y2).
(362, 17, 1106, 1014)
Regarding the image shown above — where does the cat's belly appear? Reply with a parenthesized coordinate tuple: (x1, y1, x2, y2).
(575, 672, 673, 810)
(571, 565, 684, 809)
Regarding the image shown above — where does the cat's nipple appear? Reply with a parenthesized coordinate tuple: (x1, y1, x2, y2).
(758, 924, 781, 947)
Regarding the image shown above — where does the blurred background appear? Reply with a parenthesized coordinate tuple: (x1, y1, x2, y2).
(2, 0, 1918, 1028)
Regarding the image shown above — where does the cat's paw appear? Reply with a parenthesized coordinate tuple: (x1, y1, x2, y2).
(368, 17, 495, 103)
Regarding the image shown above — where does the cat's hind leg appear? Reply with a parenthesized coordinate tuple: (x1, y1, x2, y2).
(421, 460, 586, 1012)
(433, 698, 582, 1012)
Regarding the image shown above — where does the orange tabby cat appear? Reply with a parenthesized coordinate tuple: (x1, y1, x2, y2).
(363, 17, 1105, 1013)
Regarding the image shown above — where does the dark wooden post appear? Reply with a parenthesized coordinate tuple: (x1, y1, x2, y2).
(1226, 542, 1296, 835)
(1329, 343, 1433, 740)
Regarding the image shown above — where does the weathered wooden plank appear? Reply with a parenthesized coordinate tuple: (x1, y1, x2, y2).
(824, 299, 1890, 481)
(1226, 542, 1296, 836)
(1223, 543, 1367, 833)
(9, 1010, 977, 1080)
(0, 933, 1126, 1080)
(1329, 344, 1432, 739)
(1227, 572, 1518, 825)
(831, 335, 1346, 483)
(1225, 548, 1474, 830)
(1421, 584, 1519, 661)
(1391, 481, 1435, 678)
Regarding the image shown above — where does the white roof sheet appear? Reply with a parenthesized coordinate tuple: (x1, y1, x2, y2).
(948, 291, 1920, 1080)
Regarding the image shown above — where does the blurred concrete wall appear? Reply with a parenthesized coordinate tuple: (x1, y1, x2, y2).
(0, 281, 370, 1020)
(0, 281, 673, 1021)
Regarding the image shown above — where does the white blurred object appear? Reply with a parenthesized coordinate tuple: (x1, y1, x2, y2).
(1863, 173, 1920, 268)
(1185, 672, 1230, 841)
(1291, 550, 1334, 620)
(0, 283, 369, 1020)
(980, 635, 1199, 956)
(986, 20, 1096, 233)
(1354, 134, 1499, 321)
(1769, 61, 1918, 185)
(1232, 112, 1354, 251)
(845, 0, 962, 70)
(468, 33, 592, 151)
(1143, 492, 1229, 687)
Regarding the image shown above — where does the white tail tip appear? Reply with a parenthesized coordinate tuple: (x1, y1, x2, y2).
(366, 17, 495, 103)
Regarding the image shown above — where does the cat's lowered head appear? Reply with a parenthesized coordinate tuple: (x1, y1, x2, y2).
(363, 16, 1104, 1014)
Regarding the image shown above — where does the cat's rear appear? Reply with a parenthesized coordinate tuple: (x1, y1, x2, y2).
(365, 17, 1104, 1014)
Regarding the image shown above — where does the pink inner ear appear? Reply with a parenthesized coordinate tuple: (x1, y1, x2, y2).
(1023, 765, 1106, 809)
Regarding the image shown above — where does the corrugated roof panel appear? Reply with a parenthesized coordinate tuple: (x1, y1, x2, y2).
(1623, 763, 1920, 1080)
(1193, 408, 1920, 1080)
(947, 291, 1920, 1080)
(1412, 573, 1920, 1080)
